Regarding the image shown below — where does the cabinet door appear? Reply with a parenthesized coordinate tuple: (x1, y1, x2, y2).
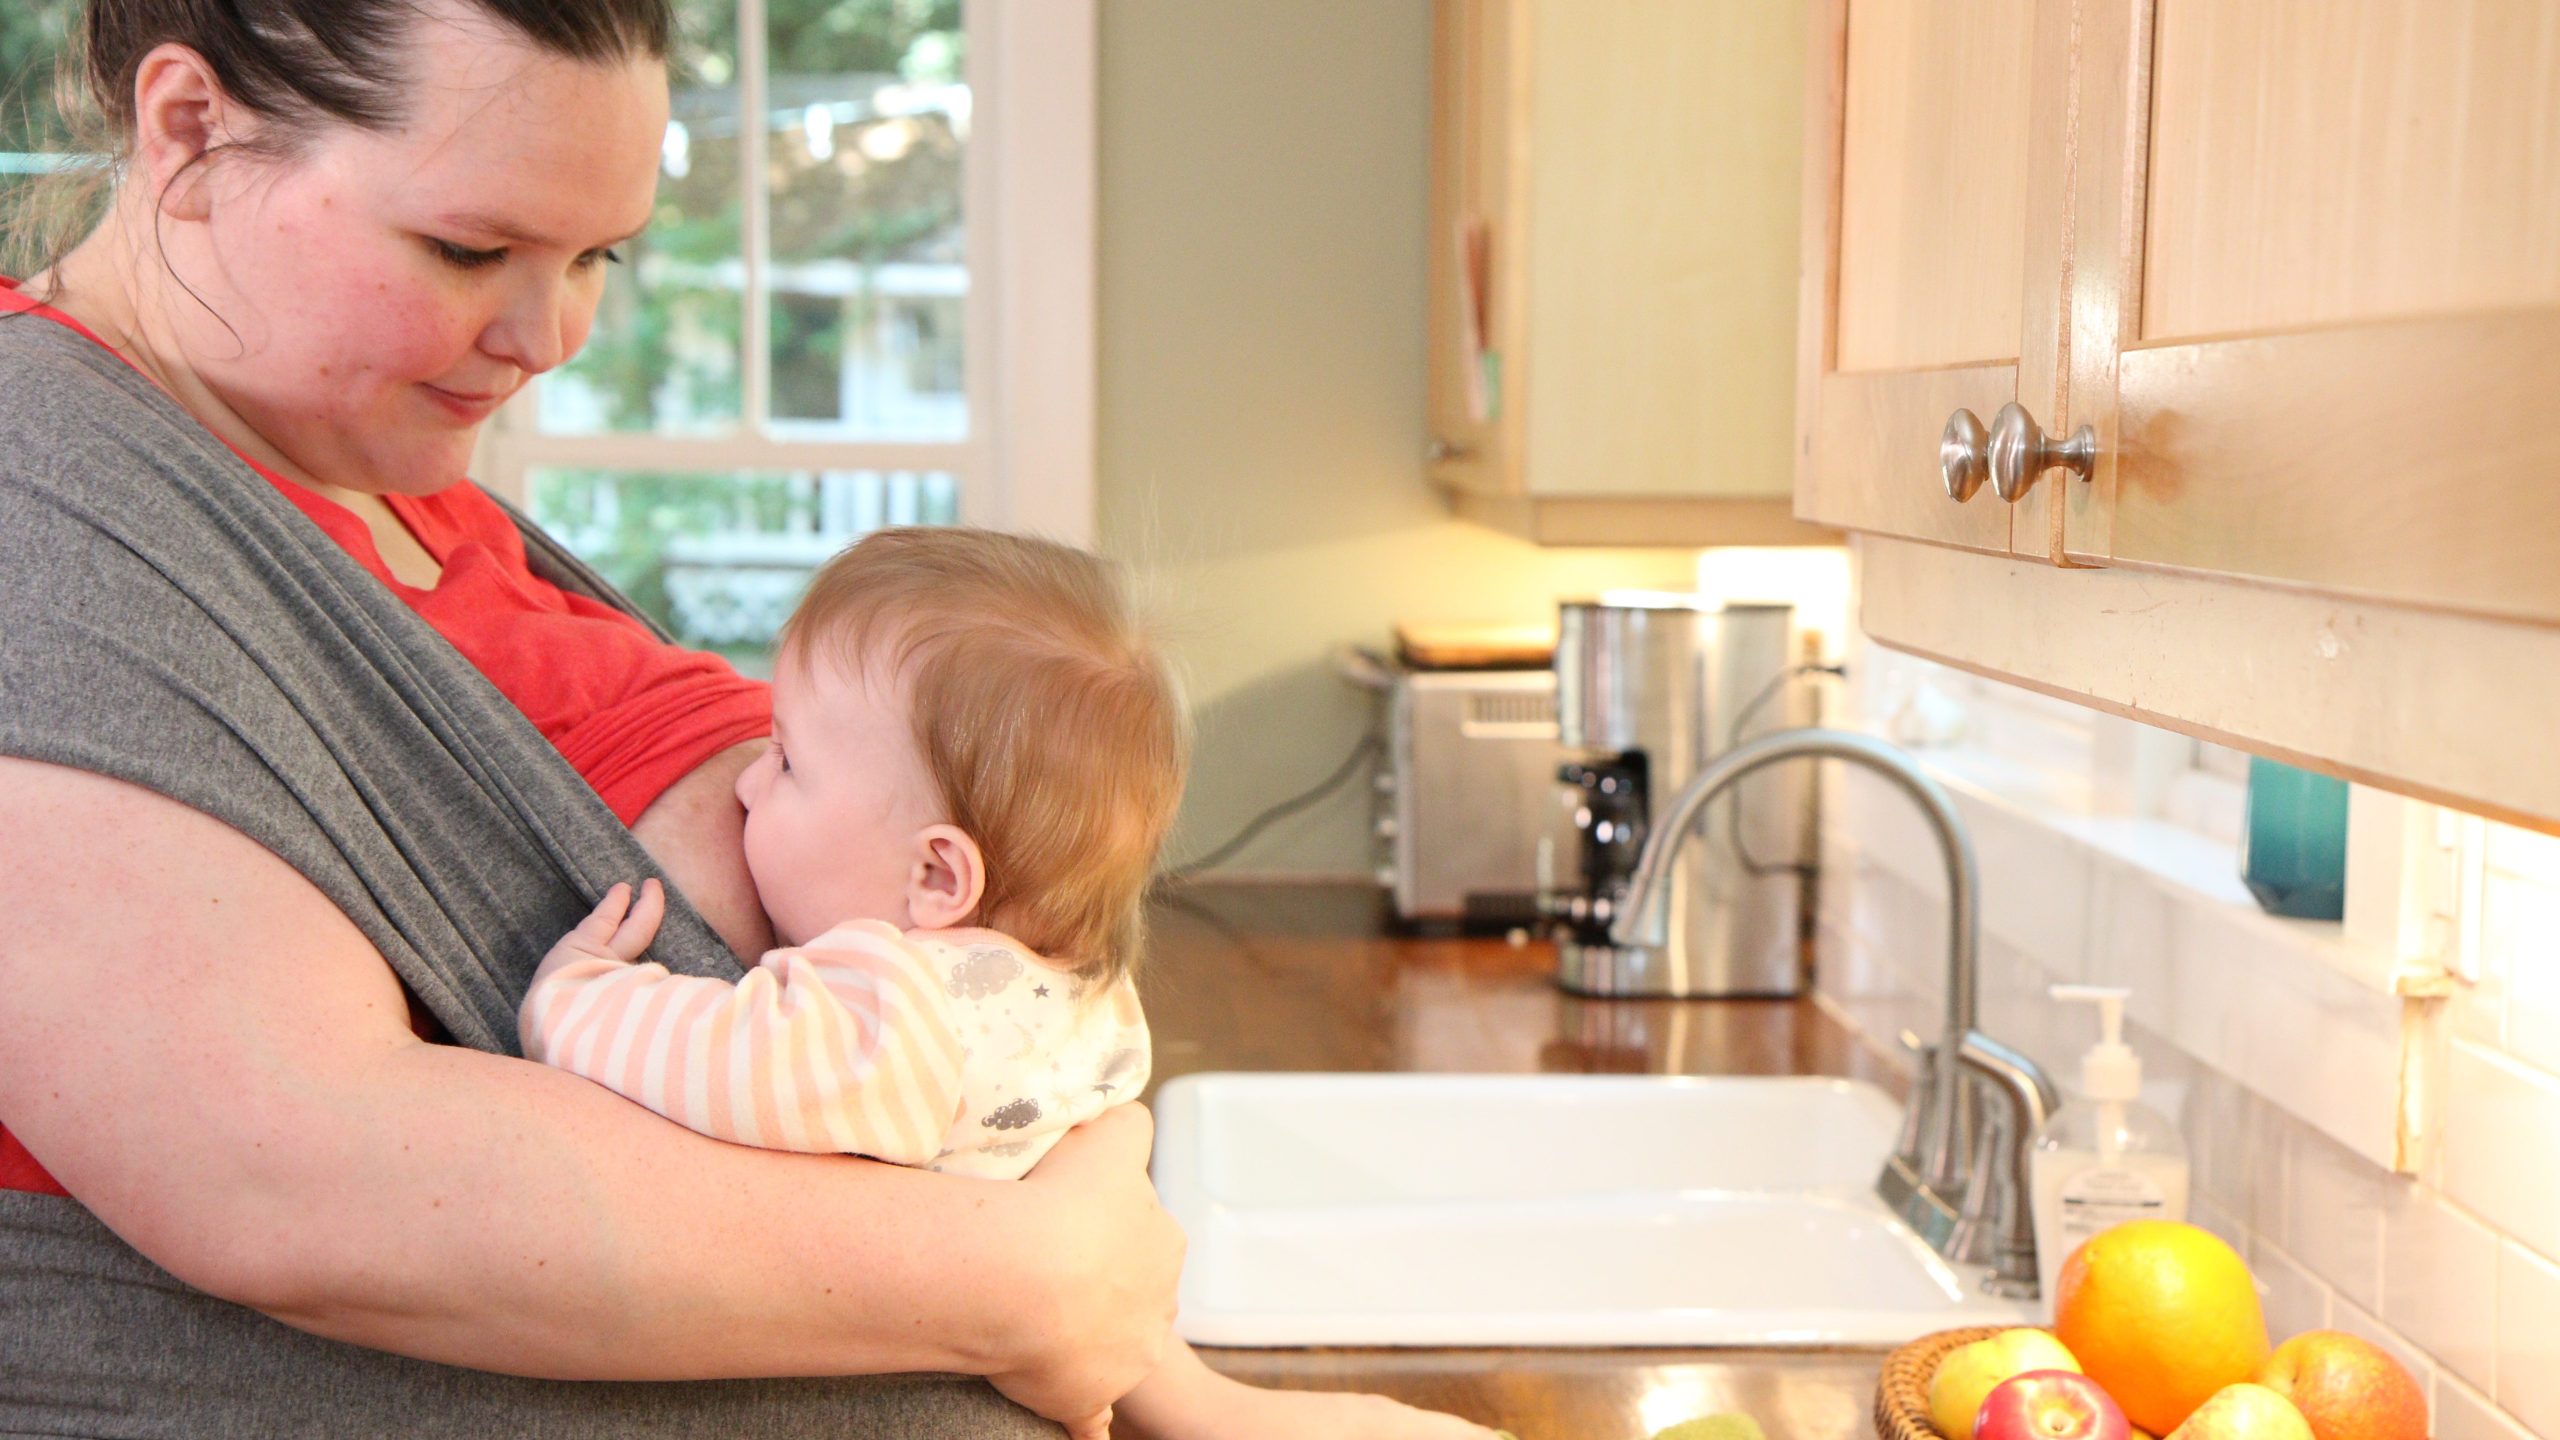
(1519, 0, 1806, 505)
(2062, 0, 2560, 623)
(1795, 0, 2054, 554)
(1426, 0, 1527, 496)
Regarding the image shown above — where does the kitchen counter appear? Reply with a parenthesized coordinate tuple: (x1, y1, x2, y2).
(1133, 882, 1905, 1440)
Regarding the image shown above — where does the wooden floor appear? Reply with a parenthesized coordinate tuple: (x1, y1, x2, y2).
(1132, 883, 1904, 1440)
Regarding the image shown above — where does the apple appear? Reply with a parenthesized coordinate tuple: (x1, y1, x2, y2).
(2252, 1332, 2427, 1440)
(2165, 1384, 2313, 1440)
(1931, 1330, 2086, 1440)
(1975, 1370, 2131, 1440)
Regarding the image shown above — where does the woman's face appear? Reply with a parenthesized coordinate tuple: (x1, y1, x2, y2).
(161, 3, 668, 496)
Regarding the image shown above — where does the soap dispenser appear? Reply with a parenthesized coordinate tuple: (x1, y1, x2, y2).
(2029, 985, 2191, 1310)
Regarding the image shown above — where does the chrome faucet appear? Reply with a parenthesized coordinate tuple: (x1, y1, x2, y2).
(1608, 727, 2060, 1296)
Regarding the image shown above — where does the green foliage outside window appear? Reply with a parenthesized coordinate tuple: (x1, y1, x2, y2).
(566, 0, 966, 436)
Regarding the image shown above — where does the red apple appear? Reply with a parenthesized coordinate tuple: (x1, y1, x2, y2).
(2252, 1332, 2427, 1440)
(1976, 1370, 2133, 1440)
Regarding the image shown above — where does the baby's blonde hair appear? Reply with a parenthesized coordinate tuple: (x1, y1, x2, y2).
(780, 527, 1188, 986)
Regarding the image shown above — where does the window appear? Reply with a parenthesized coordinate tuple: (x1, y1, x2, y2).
(477, 0, 1095, 664)
(1850, 628, 2249, 847)
(0, 1, 80, 218)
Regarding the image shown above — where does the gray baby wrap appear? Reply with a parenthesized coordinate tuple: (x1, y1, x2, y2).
(0, 313, 1056, 1438)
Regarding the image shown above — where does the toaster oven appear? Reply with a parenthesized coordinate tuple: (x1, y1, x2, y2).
(1377, 668, 1579, 929)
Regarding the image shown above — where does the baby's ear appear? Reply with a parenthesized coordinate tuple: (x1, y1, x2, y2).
(906, 824, 986, 931)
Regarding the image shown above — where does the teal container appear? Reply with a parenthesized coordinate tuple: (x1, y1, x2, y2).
(2240, 756, 2349, 920)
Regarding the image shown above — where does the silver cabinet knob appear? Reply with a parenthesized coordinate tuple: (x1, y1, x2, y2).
(1427, 436, 1475, 464)
(1987, 402, 2096, 503)
(1940, 409, 1989, 501)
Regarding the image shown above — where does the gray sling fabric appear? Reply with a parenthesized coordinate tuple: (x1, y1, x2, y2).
(0, 312, 1059, 1438)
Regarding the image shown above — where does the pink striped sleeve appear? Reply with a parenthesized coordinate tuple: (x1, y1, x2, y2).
(519, 923, 969, 1163)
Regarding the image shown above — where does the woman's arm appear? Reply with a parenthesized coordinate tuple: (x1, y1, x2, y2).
(630, 738, 776, 962)
(0, 757, 1179, 1413)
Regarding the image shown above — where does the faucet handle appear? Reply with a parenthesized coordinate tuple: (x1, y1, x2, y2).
(1948, 1098, 2010, 1270)
(1954, 1031, 2062, 1298)
(1889, 1030, 1932, 1168)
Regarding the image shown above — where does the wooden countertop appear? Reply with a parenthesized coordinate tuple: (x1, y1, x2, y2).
(1132, 883, 1906, 1440)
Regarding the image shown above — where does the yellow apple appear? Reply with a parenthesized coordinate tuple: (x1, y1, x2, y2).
(2166, 1384, 2313, 1440)
(1930, 1329, 2085, 1440)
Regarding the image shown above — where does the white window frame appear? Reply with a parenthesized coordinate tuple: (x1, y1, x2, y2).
(472, 0, 1096, 547)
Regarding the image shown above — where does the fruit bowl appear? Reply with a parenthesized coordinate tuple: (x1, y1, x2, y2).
(1874, 1326, 2011, 1440)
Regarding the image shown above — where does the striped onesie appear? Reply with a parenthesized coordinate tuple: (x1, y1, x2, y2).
(520, 919, 1150, 1180)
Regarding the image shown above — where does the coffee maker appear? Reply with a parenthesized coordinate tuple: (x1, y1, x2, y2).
(1545, 595, 1806, 997)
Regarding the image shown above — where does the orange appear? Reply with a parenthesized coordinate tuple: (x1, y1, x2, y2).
(2051, 1220, 2270, 1435)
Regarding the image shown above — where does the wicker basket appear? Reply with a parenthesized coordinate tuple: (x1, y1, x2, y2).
(1873, 1326, 2012, 1440)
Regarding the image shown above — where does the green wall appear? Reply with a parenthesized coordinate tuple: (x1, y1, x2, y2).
(1097, 0, 1701, 878)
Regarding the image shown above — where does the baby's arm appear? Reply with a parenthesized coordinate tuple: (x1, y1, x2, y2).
(521, 882, 967, 1163)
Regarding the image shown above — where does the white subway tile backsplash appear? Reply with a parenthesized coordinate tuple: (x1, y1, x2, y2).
(2330, 1295, 2440, 1404)
(2497, 1242, 2560, 1437)
(2441, 1374, 2539, 1440)
(2288, 1125, 2388, 1313)
(2444, 1041, 2560, 1265)
(2191, 1193, 2250, 1258)
(2085, 865, 2178, 1032)
(2182, 1067, 2257, 1214)
(1825, 636, 2557, 1435)
(1823, 872, 2545, 1433)
(2381, 1184, 2503, 1395)
(2251, 1238, 2332, 1341)
(1830, 764, 2092, 973)
(2250, 1094, 2293, 1247)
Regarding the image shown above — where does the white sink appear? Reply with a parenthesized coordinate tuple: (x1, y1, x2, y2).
(1151, 1072, 2041, 1348)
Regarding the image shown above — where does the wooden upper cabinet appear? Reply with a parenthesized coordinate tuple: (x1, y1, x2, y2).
(1427, 0, 1833, 547)
(1794, 0, 2052, 557)
(2058, 0, 2560, 625)
(1828, 0, 2560, 823)
(1426, 0, 1525, 499)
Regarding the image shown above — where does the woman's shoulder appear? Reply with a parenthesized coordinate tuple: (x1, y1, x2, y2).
(0, 307, 170, 446)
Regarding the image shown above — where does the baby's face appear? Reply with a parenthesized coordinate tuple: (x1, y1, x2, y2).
(734, 645, 947, 947)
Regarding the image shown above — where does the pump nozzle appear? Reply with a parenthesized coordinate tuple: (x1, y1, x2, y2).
(2051, 984, 2141, 1102)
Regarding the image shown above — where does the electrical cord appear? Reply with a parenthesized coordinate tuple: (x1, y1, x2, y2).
(1157, 730, 1385, 884)
(1720, 662, 1850, 878)
(1158, 659, 1840, 887)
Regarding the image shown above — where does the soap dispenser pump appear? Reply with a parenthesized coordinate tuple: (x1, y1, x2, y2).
(2028, 985, 2191, 1311)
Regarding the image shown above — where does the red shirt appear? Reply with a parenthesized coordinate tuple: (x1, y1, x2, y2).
(0, 279, 773, 1198)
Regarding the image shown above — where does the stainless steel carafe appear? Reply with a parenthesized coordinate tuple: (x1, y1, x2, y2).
(1546, 595, 1805, 997)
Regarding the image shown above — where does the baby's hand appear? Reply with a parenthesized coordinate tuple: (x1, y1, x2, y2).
(533, 879, 667, 985)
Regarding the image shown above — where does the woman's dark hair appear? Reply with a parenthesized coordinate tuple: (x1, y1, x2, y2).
(2, 0, 676, 298)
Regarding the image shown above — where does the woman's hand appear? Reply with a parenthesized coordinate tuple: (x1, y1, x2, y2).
(988, 1103, 1186, 1428)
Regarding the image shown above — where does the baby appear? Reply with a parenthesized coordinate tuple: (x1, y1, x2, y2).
(521, 527, 1493, 1440)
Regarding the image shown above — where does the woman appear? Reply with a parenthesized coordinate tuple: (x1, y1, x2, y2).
(0, 1, 1179, 1434)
